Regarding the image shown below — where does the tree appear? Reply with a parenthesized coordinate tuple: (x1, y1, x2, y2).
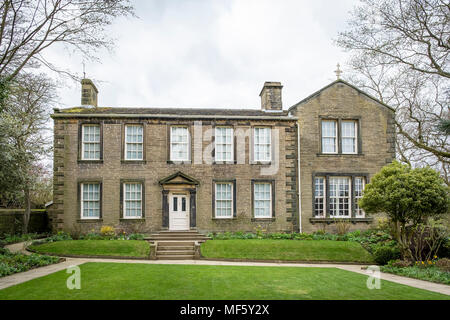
(336, 0, 450, 184)
(0, 0, 135, 81)
(359, 161, 449, 259)
(0, 73, 55, 232)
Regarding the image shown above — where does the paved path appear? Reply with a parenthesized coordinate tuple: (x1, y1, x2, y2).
(1, 242, 449, 296)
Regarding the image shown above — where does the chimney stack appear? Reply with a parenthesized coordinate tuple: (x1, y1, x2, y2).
(81, 79, 98, 107)
(260, 82, 283, 111)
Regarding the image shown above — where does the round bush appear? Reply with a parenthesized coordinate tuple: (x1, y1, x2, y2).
(374, 246, 401, 265)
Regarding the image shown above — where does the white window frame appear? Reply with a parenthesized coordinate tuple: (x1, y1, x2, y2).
(321, 120, 338, 154)
(215, 182, 233, 219)
(124, 125, 144, 161)
(341, 120, 358, 154)
(123, 182, 143, 219)
(215, 126, 234, 162)
(354, 177, 365, 217)
(80, 183, 101, 220)
(253, 182, 272, 218)
(170, 126, 190, 162)
(314, 177, 326, 217)
(253, 127, 272, 162)
(81, 124, 101, 160)
(329, 177, 351, 218)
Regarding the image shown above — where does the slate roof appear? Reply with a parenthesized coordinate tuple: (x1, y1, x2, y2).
(56, 107, 289, 117)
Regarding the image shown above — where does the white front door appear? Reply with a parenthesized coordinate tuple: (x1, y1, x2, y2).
(169, 193, 189, 231)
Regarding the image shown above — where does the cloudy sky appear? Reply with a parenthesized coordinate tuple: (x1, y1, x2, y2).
(46, 0, 357, 110)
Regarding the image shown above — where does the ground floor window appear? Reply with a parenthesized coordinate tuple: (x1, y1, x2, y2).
(123, 182, 143, 218)
(215, 182, 233, 218)
(354, 177, 365, 217)
(313, 174, 367, 218)
(254, 182, 272, 218)
(81, 183, 101, 219)
(329, 177, 350, 217)
(314, 177, 325, 217)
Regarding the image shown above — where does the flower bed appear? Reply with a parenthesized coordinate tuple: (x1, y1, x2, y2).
(0, 248, 61, 278)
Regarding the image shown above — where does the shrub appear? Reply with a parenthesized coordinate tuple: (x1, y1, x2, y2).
(360, 161, 449, 260)
(373, 246, 401, 265)
(437, 238, 450, 258)
(335, 220, 351, 235)
(388, 259, 412, 268)
(381, 265, 450, 285)
(128, 233, 145, 240)
(100, 226, 115, 238)
(0, 250, 60, 278)
(435, 258, 450, 272)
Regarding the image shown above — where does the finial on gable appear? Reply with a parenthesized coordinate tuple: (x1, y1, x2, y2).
(334, 63, 342, 80)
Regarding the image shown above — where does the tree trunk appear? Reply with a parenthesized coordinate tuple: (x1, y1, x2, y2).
(23, 187, 31, 234)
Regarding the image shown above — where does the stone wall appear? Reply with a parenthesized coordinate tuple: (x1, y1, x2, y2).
(290, 81, 396, 233)
(52, 117, 297, 234)
(0, 209, 50, 235)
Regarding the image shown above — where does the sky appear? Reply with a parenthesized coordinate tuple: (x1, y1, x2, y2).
(45, 0, 358, 110)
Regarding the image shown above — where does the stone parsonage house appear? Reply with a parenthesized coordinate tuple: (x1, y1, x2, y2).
(50, 78, 395, 234)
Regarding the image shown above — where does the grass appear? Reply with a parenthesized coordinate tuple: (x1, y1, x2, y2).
(28, 240, 150, 258)
(0, 263, 447, 300)
(201, 240, 374, 263)
(381, 265, 450, 285)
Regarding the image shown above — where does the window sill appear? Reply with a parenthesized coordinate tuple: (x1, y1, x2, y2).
(78, 160, 103, 164)
(251, 218, 275, 222)
(119, 218, 145, 222)
(213, 161, 237, 165)
(309, 217, 373, 224)
(316, 153, 364, 157)
(167, 160, 192, 165)
(251, 161, 272, 165)
(212, 218, 236, 221)
(121, 160, 147, 165)
(77, 219, 103, 223)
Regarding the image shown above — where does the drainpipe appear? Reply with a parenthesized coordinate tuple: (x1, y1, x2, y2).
(297, 122, 302, 233)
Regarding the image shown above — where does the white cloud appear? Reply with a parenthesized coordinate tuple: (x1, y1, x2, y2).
(45, 0, 357, 110)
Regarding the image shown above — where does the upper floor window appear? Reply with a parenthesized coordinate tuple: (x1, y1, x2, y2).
(81, 183, 101, 219)
(341, 120, 357, 154)
(123, 182, 143, 218)
(254, 127, 271, 162)
(215, 182, 233, 218)
(253, 182, 272, 218)
(215, 127, 234, 162)
(81, 124, 101, 160)
(329, 177, 350, 218)
(170, 126, 190, 161)
(354, 177, 365, 217)
(125, 125, 144, 160)
(321, 120, 337, 154)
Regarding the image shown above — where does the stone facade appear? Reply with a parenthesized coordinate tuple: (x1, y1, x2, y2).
(289, 80, 396, 233)
(50, 79, 395, 234)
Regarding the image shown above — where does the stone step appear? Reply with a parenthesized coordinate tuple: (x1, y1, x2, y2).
(156, 255, 195, 260)
(148, 236, 209, 241)
(158, 230, 199, 234)
(157, 250, 195, 255)
(158, 246, 194, 251)
(154, 241, 197, 246)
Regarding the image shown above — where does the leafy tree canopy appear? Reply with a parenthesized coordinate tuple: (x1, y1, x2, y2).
(360, 161, 449, 225)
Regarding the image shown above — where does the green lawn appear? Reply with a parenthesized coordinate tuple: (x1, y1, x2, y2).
(0, 263, 447, 300)
(29, 240, 150, 258)
(201, 240, 374, 263)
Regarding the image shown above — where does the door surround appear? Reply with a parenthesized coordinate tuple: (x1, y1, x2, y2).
(159, 171, 199, 230)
